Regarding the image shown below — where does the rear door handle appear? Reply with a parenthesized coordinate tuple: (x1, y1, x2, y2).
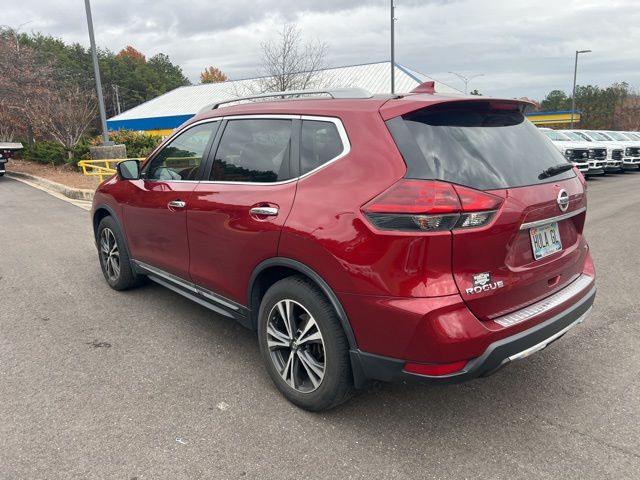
(249, 206, 279, 216)
(168, 200, 186, 209)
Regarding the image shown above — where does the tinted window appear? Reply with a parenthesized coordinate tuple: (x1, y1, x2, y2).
(386, 102, 575, 190)
(146, 122, 218, 181)
(211, 119, 292, 182)
(301, 120, 344, 174)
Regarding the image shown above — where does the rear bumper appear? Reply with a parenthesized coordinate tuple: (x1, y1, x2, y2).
(350, 282, 596, 386)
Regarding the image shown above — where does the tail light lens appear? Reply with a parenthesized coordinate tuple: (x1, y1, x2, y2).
(362, 180, 503, 232)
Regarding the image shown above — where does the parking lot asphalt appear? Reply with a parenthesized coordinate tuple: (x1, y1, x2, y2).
(1, 172, 639, 480)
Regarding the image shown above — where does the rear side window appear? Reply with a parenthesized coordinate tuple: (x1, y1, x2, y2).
(211, 119, 292, 183)
(300, 120, 344, 175)
(386, 102, 575, 190)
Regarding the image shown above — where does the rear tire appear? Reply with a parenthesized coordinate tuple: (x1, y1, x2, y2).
(257, 276, 353, 411)
(97, 216, 142, 291)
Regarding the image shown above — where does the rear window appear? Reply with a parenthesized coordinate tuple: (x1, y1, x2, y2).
(386, 102, 575, 190)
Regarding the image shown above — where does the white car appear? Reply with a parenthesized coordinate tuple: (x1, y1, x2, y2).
(539, 128, 592, 174)
(561, 130, 627, 172)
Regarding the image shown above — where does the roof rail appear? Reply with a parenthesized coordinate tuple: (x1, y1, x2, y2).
(199, 87, 373, 112)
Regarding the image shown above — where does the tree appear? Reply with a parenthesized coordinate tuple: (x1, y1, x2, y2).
(539, 90, 570, 112)
(200, 66, 228, 84)
(258, 24, 328, 93)
(117, 46, 146, 63)
(537, 83, 630, 129)
(23, 83, 97, 160)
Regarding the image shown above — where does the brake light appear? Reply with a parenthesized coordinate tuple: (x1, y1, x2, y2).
(362, 180, 503, 232)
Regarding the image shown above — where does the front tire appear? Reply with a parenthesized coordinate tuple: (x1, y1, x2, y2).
(258, 276, 353, 411)
(97, 216, 141, 291)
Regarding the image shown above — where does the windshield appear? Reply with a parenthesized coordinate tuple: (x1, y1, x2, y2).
(542, 130, 570, 141)
(581, 131, 609, 141)
(562, 131, 589, 142)
(386, 102, 575, 191)
(625, 133, 640, 141)
(605, 131, 627, 141)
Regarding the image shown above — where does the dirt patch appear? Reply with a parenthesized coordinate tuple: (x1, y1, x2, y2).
(7, 159, 100, 190)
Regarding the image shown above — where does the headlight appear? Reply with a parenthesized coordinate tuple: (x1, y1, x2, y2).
(564, 149, 573, 158)
(588, 149, 595, 158)
(625, 147, 632, 155)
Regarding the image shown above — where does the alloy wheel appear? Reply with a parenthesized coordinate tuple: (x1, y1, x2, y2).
(266, 299, 326, 393)
(100, 227, 120, 282)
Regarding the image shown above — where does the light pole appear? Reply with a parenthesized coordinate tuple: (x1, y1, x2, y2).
(571, 49, 591, 128)
(390, 0, 396, 94)
(448, 71, 484, 94)
(84, 0, 111, 145)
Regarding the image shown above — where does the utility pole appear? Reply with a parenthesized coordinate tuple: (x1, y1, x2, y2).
(390, 0, 395, 94)
(84, 0, 111, 145)
(448, 71, 484, 94)
(571, 49, 592, 128)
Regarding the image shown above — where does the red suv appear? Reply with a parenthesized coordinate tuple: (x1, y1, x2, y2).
(92, 85, 596, 411)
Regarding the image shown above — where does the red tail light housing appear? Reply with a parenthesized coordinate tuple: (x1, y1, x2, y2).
(362, 180, 503, 232)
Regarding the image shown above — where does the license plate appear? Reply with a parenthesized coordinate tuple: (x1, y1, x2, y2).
(530, 222, 562, 260)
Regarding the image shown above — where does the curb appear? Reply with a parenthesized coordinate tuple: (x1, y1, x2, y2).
(7, 171, 95, 201)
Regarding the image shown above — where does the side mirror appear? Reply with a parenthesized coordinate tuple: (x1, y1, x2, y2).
(116, 160, 140, 180)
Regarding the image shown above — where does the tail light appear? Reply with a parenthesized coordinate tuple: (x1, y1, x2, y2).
(362, 179, 503, 232)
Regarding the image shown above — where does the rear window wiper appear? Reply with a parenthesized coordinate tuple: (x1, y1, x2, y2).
(539, 163, 574, 179)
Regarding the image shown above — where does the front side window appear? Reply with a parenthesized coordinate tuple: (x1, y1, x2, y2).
(300, 120, 344, 175)
(211, 119, 292, 183)
(146, 122, 218, 181)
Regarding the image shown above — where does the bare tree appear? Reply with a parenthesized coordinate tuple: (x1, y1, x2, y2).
(258, 24, 329, 93)
(23, 84, 97, 159)
(0, 33, 97, 158)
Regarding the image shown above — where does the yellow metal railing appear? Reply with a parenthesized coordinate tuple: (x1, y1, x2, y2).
(78, 158, 144, 182)
(79, 156, 202, 182)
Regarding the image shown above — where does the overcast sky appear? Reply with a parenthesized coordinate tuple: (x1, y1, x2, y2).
(4, 0, 640, 99)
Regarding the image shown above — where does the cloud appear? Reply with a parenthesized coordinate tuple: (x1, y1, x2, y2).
(3, 0, 639, 99)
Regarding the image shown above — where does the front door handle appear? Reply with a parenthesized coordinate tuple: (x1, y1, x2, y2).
(249, 206, 279, 216)
(168, 200, 186, 209)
